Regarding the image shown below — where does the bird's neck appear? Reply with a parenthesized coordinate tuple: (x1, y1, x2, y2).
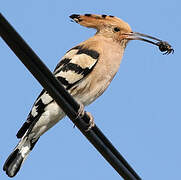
(78, 34, 127, 62)
(89, 34, 127, 53)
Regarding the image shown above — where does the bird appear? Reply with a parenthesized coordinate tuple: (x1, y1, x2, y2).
(3, 13, 173, 177)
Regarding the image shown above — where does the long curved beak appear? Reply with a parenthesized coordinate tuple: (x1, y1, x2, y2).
(123, 32, 174, 55)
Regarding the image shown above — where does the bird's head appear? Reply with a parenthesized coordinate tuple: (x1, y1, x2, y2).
(70, 14, 174, 55)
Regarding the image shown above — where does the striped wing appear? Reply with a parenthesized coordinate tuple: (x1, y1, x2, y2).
(16, 45, 99, 138)
(53, 45, 99, 90)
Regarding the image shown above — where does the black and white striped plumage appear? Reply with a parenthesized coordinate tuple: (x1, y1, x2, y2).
(3, 45, 100, 177)
(4, 14, 131, 177)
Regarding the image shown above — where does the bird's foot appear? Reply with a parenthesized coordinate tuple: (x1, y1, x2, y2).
(74, 104, 95, 131)
(85, 111, 95, 131)
(77, 103, 85, 118)
(73, 103, 85, 128)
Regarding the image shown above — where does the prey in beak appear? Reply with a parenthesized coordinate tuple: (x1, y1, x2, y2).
(123, 32, 174, 55)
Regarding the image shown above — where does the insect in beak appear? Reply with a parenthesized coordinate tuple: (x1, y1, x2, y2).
(123, 32, 174, 55)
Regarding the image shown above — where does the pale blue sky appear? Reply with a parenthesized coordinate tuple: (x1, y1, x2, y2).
(0, 0, 180, 179)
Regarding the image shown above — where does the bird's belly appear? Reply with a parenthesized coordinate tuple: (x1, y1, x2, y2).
(71, 72, 115, 106)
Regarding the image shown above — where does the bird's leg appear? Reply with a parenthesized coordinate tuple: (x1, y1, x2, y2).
(74, 103, 95, 131)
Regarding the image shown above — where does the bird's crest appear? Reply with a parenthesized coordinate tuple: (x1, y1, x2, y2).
(69, 14, 131, 32)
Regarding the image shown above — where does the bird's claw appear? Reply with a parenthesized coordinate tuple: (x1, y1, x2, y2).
(78, 103, 95, 131)
(73, 104, 94, 131)
(85, 112, 95, 131)
(77, 103, 85, 118)
(73, 103, 85, 128)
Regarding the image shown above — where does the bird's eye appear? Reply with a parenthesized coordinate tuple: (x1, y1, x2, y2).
(114, 27, 120, 32)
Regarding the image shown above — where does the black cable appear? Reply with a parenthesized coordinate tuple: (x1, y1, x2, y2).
(0, 13, 141, 180)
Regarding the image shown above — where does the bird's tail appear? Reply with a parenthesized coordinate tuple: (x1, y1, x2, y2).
(3, 135, 39, 177)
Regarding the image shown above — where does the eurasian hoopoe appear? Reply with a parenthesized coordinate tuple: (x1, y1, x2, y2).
(3, 13, 173, 177)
